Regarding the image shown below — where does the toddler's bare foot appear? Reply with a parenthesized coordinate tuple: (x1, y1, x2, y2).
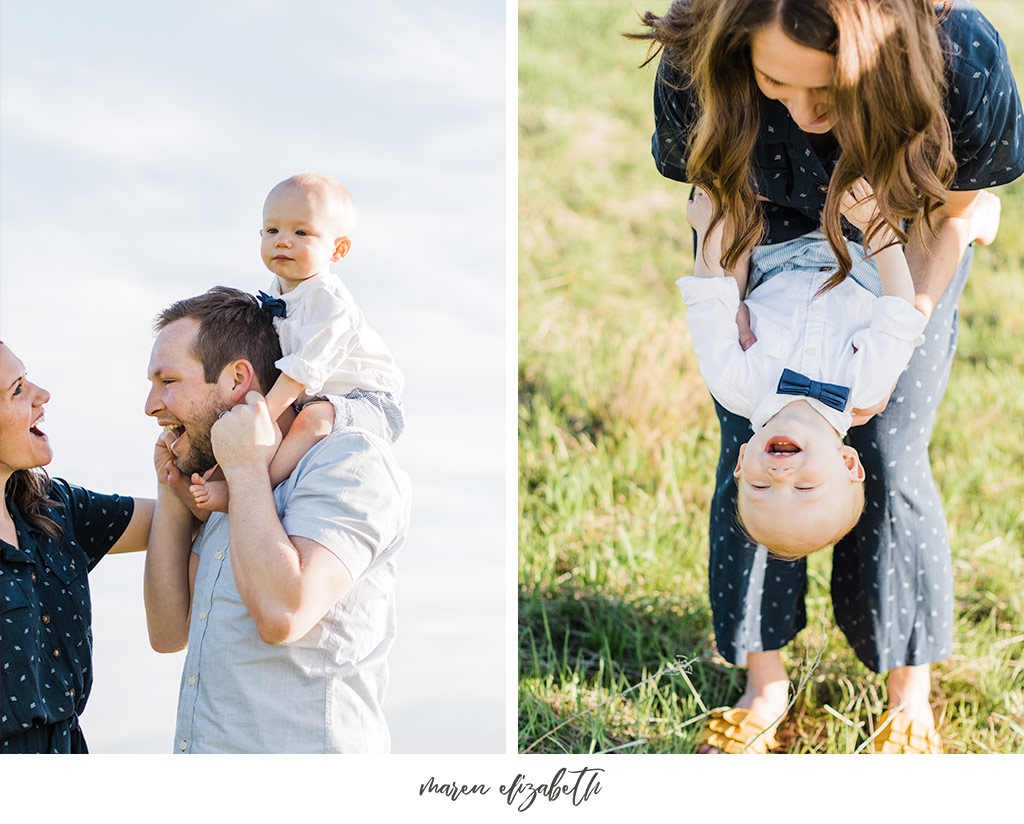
(970, 190, 1001, 246)
(191, 475, 230, 513)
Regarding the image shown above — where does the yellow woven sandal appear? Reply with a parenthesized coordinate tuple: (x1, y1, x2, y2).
(869, 709, 942, 754)
(697, 707, 780, 754)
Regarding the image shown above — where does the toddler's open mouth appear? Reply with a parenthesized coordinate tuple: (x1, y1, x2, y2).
(766, 436, 801, 455)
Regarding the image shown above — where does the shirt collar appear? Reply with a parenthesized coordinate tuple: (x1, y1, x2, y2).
(750, 395, 852, 438)
(269, 273, 325, 303)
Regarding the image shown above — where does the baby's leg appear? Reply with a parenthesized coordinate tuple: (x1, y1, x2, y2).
(268, 401, 335, 487)
(188, 404, 333, 510)
(191, 474, 228, 513)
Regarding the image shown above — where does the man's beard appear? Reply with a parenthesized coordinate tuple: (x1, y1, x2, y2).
(174, 399, 229, 477)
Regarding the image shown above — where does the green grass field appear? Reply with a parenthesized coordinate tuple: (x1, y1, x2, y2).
(518, 0, 1024, 754)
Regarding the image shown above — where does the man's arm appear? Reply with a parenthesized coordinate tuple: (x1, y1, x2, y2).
(143, 432, 199, 653)
(212, 392, 354, 645)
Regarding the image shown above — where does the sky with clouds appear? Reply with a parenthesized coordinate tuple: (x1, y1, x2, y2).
(0, 0, 507, 753)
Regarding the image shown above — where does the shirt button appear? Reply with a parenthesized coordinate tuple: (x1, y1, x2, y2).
(31, 572, 37, 582)
(818, 185, 828, 193)
(41, 613, 51, 624)
(199, 611, 207, 621)
(70, 563, 76, 571)
(188, 676, 196, 686)
(214, 552, 223, 561)
(805, 347, 818, 357)
(179, 740, 187, 751)
(52, 649, 61, 659)
(69, 688, 76, 698)
(810, 304, 822, 314)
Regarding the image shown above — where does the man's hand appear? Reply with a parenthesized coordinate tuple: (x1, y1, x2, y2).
(211, 391, 281, 478)
(154, 429, 195, 506)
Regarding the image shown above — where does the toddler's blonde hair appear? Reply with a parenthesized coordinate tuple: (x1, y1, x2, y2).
(737, 481, 865, 560)
(268, 172, 357, 237)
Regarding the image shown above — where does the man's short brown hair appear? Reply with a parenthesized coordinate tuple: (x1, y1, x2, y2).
(154, 286, 281, 393)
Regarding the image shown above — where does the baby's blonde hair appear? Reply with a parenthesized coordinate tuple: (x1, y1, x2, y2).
(737, 481, 865, 560)
(267, 172, 357, 237)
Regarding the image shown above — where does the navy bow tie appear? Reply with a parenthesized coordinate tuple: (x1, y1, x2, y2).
(777, 368, 850, 412)
(258, 290, 287, 319)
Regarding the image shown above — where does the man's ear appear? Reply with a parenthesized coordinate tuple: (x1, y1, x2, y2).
(220, 359, 257, 404)
(332, 236, 352, 261)
(840, 445, 866, 483)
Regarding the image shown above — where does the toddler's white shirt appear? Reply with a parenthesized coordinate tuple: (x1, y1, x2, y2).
(677, 270, 926, 436)
(268, 272, 404, 399)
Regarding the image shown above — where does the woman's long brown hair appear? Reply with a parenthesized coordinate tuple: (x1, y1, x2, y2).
(631, 0, 955, 289)
(5, 469, 63, 542)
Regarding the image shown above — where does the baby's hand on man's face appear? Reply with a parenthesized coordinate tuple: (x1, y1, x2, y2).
(153, 430, 179, 485)
(153, 430, 200, 512)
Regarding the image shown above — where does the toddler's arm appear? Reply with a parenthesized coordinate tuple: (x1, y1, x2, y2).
(687, 187, 754, 349)
(839, 179, 914, 304)
(687, 187, 751, 296)
(265, 372, 307, 423)
(677, 191, 762, 420)
(840, 179, 926, 412)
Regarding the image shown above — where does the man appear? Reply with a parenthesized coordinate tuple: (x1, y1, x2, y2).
(143, 287, 410, 753)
